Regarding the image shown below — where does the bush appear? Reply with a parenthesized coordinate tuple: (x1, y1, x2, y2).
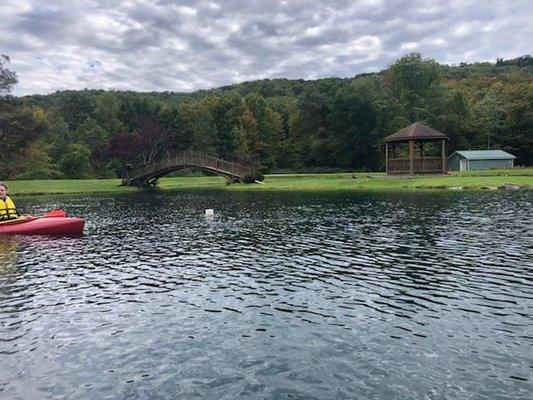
(241, 172, 264, 183)
(167, 168, 205, 177)
(13, 169, 64, 180)
(59, 144, 92, 178)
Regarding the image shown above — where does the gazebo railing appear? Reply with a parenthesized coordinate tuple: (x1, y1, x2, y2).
(388, 157, 443, 174)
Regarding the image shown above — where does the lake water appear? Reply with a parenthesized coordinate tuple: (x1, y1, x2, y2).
(0, 190, 532, 399)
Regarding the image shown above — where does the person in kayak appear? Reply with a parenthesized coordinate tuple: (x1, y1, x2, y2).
(0, 183, 19, 221)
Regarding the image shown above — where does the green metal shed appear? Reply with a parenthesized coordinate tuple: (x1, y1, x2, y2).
(447, 150, 516, 171)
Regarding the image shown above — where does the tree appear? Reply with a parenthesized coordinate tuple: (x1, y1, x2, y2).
(431, 90, 475, 152)
(499, 80, 533, 164)
(107, 131, 143, 170)
(265, 97, 297, 169)
(158, 103, 194, 151)
(47, 117, 73, 162)
(188, 99, 218, 154)
(0, 55, 17, 96)
(57, 91, 95, 130)
(211, 94, 245, 160)
(93, 92, 125, 134)
(118, 95, 161, 131)
(0, 58, 52, 179)
(106, 115, 169, 172)
(260, 108, 284, 168)
(386, 52, 444, 121)
(475, 91, 506, 149)
(74, 117, 109, 148)
(14, 139, 62, 179)
(134, 115, 169, 164)
(289, 88, 331, 167)
(170, 99, 219, 154)
(239, 108, 259, 155)
(328, 77, 382, 169)
(0, 105, 49, 178)
(59, 143, 91, 178)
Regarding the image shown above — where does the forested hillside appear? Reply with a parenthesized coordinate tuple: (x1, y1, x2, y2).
(1, 53, 531, 179)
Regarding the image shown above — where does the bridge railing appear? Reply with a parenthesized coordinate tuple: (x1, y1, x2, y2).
(126, 150, 258, 184)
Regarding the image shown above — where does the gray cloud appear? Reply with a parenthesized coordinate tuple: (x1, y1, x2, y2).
(1, 0, 531, 95)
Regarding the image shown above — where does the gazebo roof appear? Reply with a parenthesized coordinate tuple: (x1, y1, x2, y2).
(384, 122, 448, 142)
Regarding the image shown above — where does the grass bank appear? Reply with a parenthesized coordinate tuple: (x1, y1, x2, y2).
(7, 169, 533, 196)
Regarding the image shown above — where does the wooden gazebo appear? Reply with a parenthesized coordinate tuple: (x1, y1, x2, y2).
(384, 122, 448, 175)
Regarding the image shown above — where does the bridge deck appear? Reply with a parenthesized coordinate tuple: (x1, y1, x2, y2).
(122, 151, 258, 186)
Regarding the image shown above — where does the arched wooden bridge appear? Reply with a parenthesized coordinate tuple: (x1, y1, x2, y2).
(122, 150, 258, 186)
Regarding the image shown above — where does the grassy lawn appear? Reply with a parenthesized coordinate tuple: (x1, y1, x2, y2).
(6, 169, 533, 196)
(456, 167, 533, 176)
(8, 176, 231, 196)
(227, 171, 533, 191)
(9, 178, 131, 195)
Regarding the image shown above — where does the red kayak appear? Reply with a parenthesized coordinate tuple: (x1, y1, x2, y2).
(0, 210, 85, 236)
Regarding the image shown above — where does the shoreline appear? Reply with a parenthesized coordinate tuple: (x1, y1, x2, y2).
(7, 170, 533, 196)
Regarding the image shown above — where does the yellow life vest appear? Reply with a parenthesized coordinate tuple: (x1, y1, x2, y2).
(0, 196, 18, 220)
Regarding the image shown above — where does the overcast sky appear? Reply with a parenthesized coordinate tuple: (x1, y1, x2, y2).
(1, 0, 531, 96)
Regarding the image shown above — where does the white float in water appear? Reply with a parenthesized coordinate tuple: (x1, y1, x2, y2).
(205, 209, 214, 217)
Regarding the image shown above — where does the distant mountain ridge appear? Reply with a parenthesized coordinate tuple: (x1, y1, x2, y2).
(3, 53, 530, 180)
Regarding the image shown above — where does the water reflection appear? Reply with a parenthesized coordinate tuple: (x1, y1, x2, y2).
(0, 237, 18, 277)
(0, 190, 532, 399)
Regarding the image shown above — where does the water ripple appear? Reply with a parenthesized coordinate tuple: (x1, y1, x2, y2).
(0, 190, 532, 399)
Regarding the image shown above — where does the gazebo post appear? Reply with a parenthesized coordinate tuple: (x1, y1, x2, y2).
(385, 142, 389, 174)
(409, 140, 414, 175)
(441, 138, 446, 174)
